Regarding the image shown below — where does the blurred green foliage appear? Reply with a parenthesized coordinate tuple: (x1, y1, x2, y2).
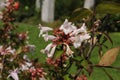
(15, 0, 36, 22)
(55, 0, 84, 20)
(14, 0, 120, 32)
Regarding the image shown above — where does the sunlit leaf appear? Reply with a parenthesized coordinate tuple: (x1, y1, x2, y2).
(99, 46, 120, 66)
(63, 74, 71, 80)
(16, 47, 22, 54)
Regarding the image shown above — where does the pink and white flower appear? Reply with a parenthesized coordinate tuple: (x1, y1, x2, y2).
(0, 46, 16, 55)
(7, 69, 19, 80)
(41, 43, 57, 58)
(38, 24, 53, 37)
(42, 34, 56, 42)
(59, 19, 77, 35)
(64, 43, 74, 57)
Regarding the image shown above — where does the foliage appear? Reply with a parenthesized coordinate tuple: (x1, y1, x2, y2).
(15, 0, 36, 22)
(0, 0, 39, 80)
(0, 0, 120, 80)
(55, 0, 84, 20)
(38, 9, 120, 80)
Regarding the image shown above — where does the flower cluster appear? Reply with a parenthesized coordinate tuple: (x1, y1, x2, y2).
(0, 0, 38, 80)
(0, 46, 15, 55)
(40, 19, 90, 58)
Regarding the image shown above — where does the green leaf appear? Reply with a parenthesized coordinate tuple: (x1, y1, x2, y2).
(63, 74, 71, 80)
(96, 1, 120, 18)
(99, 46, 120, 66)
(102, 68, 114, 80)
(81, 59, 89, 70)
(68, 62, 77, 74)
(73, 56, 83, 62)
(53, 50, 64, 60)
(70, 8, 92, 22)
(81, 59, 93, 75)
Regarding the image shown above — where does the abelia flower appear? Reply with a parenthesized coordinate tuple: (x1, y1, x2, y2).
(64, 43, 74, 57)
(20, 62, 32, 71)
(42, 34, 56, 42)
(0, 46, 16, 55)
(70, 34, 91, 48)
(70, 23, 87, 36)
(38, 24, 53, 37)
(7, 69, 19, 80)
(60, 19, 77, 35)
(41, 43, 57, 57)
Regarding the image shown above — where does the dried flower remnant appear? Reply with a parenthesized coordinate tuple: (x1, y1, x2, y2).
(76, 75, 88, 80)
(29, 67, 46, 80)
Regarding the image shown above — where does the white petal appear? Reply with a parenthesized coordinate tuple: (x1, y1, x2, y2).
(48, 45, 56, 57)
(38, 24, 53, 37)
(79, 23, 87, 33)
(64, 43, 74, 57)
(20, 64, 29, 71)
(41, 43, 53, 54)
(73, 42, 81, 48)
(8, 69, 19, 80)
(10, 72, 19, 80)
(42, 34, 56, 41)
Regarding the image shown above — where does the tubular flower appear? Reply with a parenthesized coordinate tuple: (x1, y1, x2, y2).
(60, 19, 77, 35)
(0, 46, 16, 55)
(38, 24, 53, 37)
(7, 69, 19, 80)
(41, 43, 57, 58)
(42, 34, 56, 42)
(64, 43, 74, 57)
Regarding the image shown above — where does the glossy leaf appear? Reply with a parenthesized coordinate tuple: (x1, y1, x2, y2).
(99, 46, 120, 66)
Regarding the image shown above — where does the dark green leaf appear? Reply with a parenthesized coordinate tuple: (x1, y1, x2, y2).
(70, 8, 92, 22)
(96, 1, 120, 18)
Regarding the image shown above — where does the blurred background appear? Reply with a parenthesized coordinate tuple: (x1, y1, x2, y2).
(1, 0, 118, 32)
